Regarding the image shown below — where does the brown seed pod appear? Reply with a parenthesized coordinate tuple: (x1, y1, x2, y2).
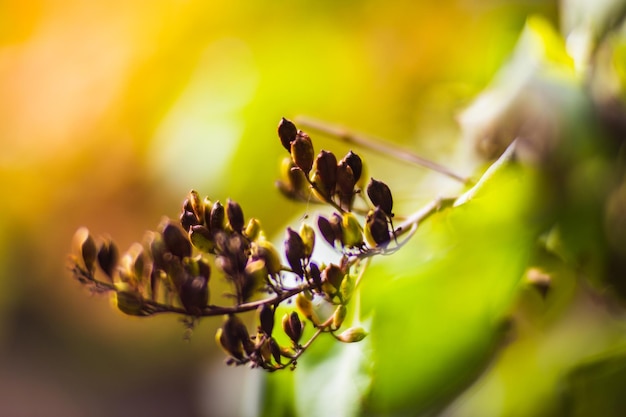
(290, 131, 314, 175)
(282, 311, 303, 345)
(336, 161, 356, 209)
(278, 117, 298, 152)
(341, 151, 362, 185)
(162, 220, 192, 259)
(97, 237, 119, 280)
(258, 304, 275, 336)
(210, 201, 225, 234)
(226, 198, 245, 233)
(285, 228, 305, 277)
(312, 150, 337, 197)
(365, 207, 391, 247)
(366, 178, 394, 217)
(179, 275, 209, 316)
(73, 227, 97, 274)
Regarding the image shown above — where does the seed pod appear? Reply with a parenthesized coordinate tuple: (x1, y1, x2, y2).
(188, 190, 204, 221)
(276, 157, 307, 197)
(308, 262, 322, 289)
(340, 273, 355, 302)
(202, 197, 213, 226)
(97, 237, 119, 279)
(336, 161, 356, 209)
(243, 258, 268, 300)
(244, 218, 262, 241)
(162, 220, 192, 259)
(299, 223, 315, 259)
(113, 282, 145, 316)
(336, 327, 367, 343)
(216, 314, 249, 361)
(341, 212, 363, 248)
(189, 225, 214, 253)
(196, 257, 211, 281)
(253, 240, 282, 275)
(365, 207, 391, 247)
(179, 275, 209, 315)
(180, 209, 200, 232)
(278, 117, 298, 151)
(210, 201, 225, 234)
(226, 199, 245, 233)
(258, 304, 275, 336)
(332, 305, 347, 329)
(366, 178, 394, 217)
(290, 131, 314, 175)
(73, 227, 97, 274)
(312, 150, 337, 197)
(269, 337, 282, 364)
(322, 263, 344, 292)
(317, 216, 337, 248)
(146, 231, 167, 270)
(284, 228, 305, 277)
(282, 311, 303, 345)
(295, 292, 313, 321)
(341, 151, 362, 184)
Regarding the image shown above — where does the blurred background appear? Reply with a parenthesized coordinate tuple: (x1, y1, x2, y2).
(2, 0, 612, 416)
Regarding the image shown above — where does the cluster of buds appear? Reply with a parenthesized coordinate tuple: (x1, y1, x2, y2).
(277, 118, 396, 250)
(68, 117, 401, 371)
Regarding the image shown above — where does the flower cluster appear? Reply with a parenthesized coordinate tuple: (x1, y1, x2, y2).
(69, 118, 402, 370)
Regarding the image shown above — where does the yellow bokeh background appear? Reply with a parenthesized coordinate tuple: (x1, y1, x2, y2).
(0, 1, 558, 416)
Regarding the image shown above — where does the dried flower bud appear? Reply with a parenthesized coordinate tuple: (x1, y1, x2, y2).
(308, 262, 322, 289)
(202, 197, 213, 226)
(276, 157, 308, 198)
(244, 218, 262, 241)
(341, 151, 362, 185)
(332, 305, 347, 329)
(97, 237, 119, 279)
(269, 337, 282, 364)
(73, 227, 97, 274)
(278, 117, 298, 151)
(295, 292, 313, 321)
(179, 275, 209, 315)
(217, 314, 250, 361)
(285, 228, 305, 277)
(341, 212, 363, 248)
(258, 304, 275, 336)
(226, 199, 244, 233)
(336, 327, 367, 343)
(290, 131, 314, 175)
(113, 282, 145, 316)
(282, 311, 303, 345)
(312, 150, 337, 197)
(322, 263, 344, 293)
(365, 207, 391, 247)
(162, 220, 192, 259)
(253, 240, 282, 275)
(188, 190, 204, 221)
(243, 259, 268, 300)
(210, 201, 225, 234)
(146, 231, 167, 270)
(367, 178, 394, 217)
(317, 214, 343, 248)
(189, 225, 214, 253)
(337, 160, 356, 199)
(180, 210, 200, 232)
(299, 223, 315, 259)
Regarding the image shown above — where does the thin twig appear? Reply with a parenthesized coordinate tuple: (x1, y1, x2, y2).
(295, 116, 472, 185)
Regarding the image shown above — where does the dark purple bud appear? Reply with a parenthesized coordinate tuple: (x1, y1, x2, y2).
(336, 161, 355, 209)
(284, 228, 305, 277)
(97, 237, 119, 279)
(367, 178, 394, 217)
(313, 150, 337, 196)
(308, 262, 322, 290)
(210, 201, 225, 234)
(226, 199, 245, 233)
(341, 151, 362, 184)
(290, 131, 314, 175)
(278, 117, 298, 152)
(366, 207, 391, 246)
(322, 263, 344, 290)
(162, 220, 192, 259)
(179, 275, 209, 316)
(282, 311, 303, 345)
(258, 304, 275, 336)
